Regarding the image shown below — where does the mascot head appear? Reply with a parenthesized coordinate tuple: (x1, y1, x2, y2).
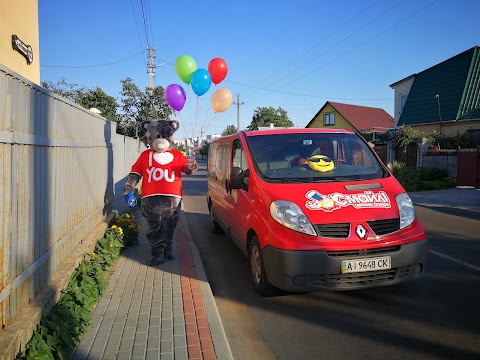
(307, 155, 335, 172)
(142, 119, 179, 153)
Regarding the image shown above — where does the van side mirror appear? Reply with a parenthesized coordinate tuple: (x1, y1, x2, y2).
(230, 167, 249, 191)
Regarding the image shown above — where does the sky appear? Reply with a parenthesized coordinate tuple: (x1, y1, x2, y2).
(38, 0, 480, 140)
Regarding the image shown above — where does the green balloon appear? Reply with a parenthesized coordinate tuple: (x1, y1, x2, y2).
(175, 55, 197, 84)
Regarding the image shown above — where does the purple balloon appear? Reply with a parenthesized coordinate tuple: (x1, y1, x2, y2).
(165, 84, 186, 111)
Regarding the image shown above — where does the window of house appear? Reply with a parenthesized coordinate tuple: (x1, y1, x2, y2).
(324, 113, 335, 126)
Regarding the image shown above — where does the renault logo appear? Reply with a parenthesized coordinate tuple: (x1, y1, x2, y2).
(356, 224, 367, 239)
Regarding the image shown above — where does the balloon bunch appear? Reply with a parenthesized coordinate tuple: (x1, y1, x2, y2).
(164, 55, 233, 113)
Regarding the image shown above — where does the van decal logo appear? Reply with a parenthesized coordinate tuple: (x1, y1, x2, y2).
(305, 190, 391, 212)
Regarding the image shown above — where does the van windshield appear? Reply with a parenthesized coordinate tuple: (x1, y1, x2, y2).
(245, 133, 386, 182)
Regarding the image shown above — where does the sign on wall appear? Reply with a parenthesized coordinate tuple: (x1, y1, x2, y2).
(11, 35, 33, 65)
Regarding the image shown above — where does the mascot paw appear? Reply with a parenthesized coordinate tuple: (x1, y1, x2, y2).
(186, 159, 198, 174)
(123, 184, 134, 196)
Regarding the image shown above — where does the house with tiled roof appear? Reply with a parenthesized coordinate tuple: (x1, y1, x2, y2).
(305, 101, 394, 135)
(390, 46, 480, 136)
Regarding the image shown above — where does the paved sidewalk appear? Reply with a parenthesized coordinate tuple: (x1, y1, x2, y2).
(409, 186, 480, 217)
(71, 208, 233, 360)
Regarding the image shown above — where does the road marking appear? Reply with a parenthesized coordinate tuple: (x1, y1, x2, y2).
(428, 249, 480, 272)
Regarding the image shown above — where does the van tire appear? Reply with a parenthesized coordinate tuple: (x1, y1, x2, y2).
(249, 236, 277, 296)
(209, 206, 222, 234)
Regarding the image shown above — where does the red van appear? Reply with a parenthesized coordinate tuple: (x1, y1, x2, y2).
(207, 128, 427, 296)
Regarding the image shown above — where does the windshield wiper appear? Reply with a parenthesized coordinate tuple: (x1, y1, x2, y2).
(332, 177, 365, 182)
(266, 178, 310, 183)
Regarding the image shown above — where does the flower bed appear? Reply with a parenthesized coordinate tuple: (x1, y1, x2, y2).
(20, 212, 140, 360)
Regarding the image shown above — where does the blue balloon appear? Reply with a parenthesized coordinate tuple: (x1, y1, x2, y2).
(191, 68, 212, 96)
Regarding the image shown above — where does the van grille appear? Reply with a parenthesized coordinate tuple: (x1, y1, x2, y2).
(308, 265, 413, 289)
(326, 246, 400, 257)
(367, 218, 400, 236)
(313, 223, 350, 238)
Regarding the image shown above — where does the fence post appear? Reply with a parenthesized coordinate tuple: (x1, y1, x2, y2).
(387, 142, 394, 167)
(417, 138, 429, 169)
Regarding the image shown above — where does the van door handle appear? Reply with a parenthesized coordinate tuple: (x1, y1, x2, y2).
(225, 179, 229, 193)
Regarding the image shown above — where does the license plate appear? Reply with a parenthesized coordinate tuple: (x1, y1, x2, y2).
(341, 256, 391, 273)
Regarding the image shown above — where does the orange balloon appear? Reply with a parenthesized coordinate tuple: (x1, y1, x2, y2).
(211, 88, 233, 113)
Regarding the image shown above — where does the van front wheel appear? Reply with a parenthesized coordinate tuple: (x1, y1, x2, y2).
(209, 206, 222, 234)
(249, 236, 277, 296)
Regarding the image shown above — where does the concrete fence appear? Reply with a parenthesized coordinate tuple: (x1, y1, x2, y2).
(0, 64, 146, 359)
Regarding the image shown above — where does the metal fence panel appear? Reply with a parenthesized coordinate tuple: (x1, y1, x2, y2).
(0, 65, 146, 337)
(420, 149, 458, 177)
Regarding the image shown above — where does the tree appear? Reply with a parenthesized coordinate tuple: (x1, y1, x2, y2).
(118, 78, 173, 139)
(77, 87, 120, 122)
(42, 78, 119, 122)
(173, 143, 186, 152)
(247, 106, 294, 131)
(221, 125, 237, 136)
(41, 77, 87, 102)
(197, 142, 209, 157)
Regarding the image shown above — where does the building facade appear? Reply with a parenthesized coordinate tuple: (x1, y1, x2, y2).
(0, 0, 40, 84)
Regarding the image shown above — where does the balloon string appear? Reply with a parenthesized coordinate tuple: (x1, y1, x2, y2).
(192, 96, 200, 147)
(201, 106, 210, 133)
(204, 112, 218, 135)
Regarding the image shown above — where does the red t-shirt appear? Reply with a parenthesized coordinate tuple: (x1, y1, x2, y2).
(130, 149, 188, 198)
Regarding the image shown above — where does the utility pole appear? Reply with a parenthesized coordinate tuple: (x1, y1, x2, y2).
(147, 48, 156, 95)
(232, 94, 244, 132)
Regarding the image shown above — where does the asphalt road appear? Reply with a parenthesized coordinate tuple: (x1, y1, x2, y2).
(181, 161, 480, 360)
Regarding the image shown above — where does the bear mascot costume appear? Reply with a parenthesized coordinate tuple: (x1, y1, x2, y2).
(123, 119, 198, 266)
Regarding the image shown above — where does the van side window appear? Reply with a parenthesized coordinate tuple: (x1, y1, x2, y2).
(207, 142, 230, 183)
(232, 140, 248, 172)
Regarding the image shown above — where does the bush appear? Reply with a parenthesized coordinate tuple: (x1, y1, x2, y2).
(429, 130, 480, 149)
(392, 161, 457, 192)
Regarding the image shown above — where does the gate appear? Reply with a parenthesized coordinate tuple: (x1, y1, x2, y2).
(373, 144, 387, 164)
(394, 143, 417, 168)
(457, 148, 480, 188)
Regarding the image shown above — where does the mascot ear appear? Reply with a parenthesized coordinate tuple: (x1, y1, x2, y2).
(170, 120, 179, 131)
(141, 121, 150, 131)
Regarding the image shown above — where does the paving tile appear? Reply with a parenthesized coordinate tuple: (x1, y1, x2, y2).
(132, 344, 146, 358)
(103, 345, 119, 359)
(159, 353, 173, 360)
(160, 339, 173, 353)
(145, 349, 160, 360)
(173, 347, 188, 360)
(119, 338, 134, 352)
(116, 352, 131, 360)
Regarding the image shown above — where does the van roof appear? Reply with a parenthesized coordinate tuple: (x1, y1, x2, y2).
(210, 128, 356, 143)
(245, 128, 355, 137)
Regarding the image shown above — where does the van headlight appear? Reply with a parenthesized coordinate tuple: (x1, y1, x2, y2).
(396, 193, 416, 229)
(270, 200, 317, 236)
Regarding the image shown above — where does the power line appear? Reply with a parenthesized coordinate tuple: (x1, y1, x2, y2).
(241, 0, 380, 101)
(154, 56, 393, 101)
(41, 51, 146, 68)
(277, 0, 440, 90)
(130, 0, 146, 52)
(247, 0, 405, 100)
(139, 0, 151, 48)
(225, 79, 391, 100)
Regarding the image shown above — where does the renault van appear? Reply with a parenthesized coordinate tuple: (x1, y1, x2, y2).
(206, 128, 427, 296)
